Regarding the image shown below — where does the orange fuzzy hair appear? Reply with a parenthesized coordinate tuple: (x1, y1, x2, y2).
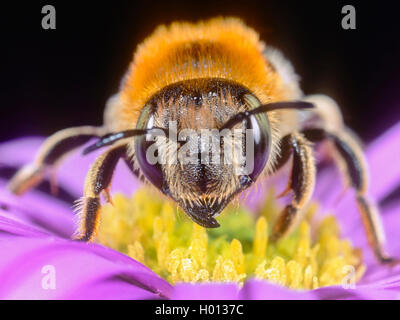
(117, 17, 290, 129)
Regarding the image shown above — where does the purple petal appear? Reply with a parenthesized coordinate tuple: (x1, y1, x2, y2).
(239, 279, 314, 300)
(171, 283, 240, 300)
(240, 279, 400, 300)
(0, 179, 75, 237)
(0, 215, 172, 300)
(380, 200, 400, 256)
(367, 122, 400, 200)
(171, 278, 400, 300)
(0, 137, 44, 167)
(0, 212, 51, 238)
(312, 285, 400, 300)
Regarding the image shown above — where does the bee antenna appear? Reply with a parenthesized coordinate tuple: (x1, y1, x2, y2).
(220, 101, 314, 130)
(82, 128, 167, 155)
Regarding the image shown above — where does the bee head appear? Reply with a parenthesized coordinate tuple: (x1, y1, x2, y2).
(83, 79, 311, 228)
(134, 79, 271, 227)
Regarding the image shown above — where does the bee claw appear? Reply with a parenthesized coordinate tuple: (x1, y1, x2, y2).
(378, 254, 399, 266)
(276, 186, 292, 198)
(102, 189, 114, 206)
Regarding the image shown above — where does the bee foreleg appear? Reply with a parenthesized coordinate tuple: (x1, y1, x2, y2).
(123, 154, 145, 182)
(74, 144, 127, 241)
(273, 135, 294, 198)
(271, 132, 316, 242)
(8, 126, 106, 195)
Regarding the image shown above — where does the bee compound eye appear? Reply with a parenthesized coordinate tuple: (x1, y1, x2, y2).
(134, 104, 168, 193)
(135, 133, 165, 192)
(246, 113, 271, 182)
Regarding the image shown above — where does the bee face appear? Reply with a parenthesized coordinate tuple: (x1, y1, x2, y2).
(134, 79, 271, 227)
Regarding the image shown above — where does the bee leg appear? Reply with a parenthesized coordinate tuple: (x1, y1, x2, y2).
(270, 132, 316, 242)
(123, 154, 145, 182)
(74, 144, 127, 241)
(304, 128, 396, 264)
(8, 126, 106, 195)
(273, 135, 294, 198)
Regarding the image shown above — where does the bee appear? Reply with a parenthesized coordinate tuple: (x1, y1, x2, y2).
(8, 17, 394, 264)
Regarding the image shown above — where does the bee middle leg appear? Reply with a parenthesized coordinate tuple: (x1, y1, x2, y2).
(74, 144, 127, 241)
(8, 126, 106, 195)
(303, 128, 396, 264)
(270, 132, 316, 242)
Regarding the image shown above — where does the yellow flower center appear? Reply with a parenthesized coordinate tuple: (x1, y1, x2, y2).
(96, 188, 365, 289)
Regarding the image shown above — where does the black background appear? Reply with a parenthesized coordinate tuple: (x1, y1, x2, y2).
(1, 0, 400, 142)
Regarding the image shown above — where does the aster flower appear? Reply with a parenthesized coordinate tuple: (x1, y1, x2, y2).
(0, 122, 400, 300)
